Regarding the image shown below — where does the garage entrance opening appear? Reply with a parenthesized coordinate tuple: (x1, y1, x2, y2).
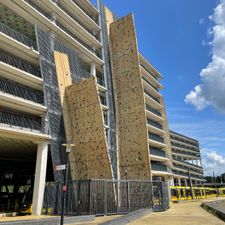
(0, 136, 53, 215)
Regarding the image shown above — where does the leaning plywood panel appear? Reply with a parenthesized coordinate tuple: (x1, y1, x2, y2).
(54, 51, 78, 179)
(109, 14, 151, 180)
(66, 77, 112, 179)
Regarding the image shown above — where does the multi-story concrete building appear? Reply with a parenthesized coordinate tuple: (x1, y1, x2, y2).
(0, 0, 115, 215)
(0, 0, 204, 216)
(170, 130, 204, 186)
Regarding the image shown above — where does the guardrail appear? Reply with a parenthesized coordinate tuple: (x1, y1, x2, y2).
(0, 21, 37, 50)
(71, 0, 99, 24)
(147, 119, 163, 130)
(0, 50, 41, 77)
(0, 110, 42, 131)
(144, 90, 160, 103)
(0, 78, 44, 104)
(149, 133, 164, 143)
(151, 163, 168, 172)
(142, 76, 159, 92)
(146, 104, 162, 117)
(150, 148, 166, 158)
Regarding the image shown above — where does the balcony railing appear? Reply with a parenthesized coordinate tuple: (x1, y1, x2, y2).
(0, 50, 41, 77)
(172, 149, 200, 157)
(150, 148, 166, 158)
(25, 0, 101, 59)
(170, 131, 199, 147)
(173, 163, 203, 174)
(25, 0, 52, 20)
(171, 142, 199, 152)
(173, 170, 204, 179)
(151, 163, 168, 172)
(57, 3, 99, 41)
(0, 22, 37, 50)
(144, 90, 160, 103)
(142, 76, 159, 92)
(0, 109, 42, 131)
(145, 104, 162, 117)
(96, 76, 105, 87)
(103, 112, 108, 126)
(147, 119, 163, 130)
(0, 78, 44, 104)
(173, 158, 203, 169)
(56, 21, 101, 59)
(149, 133, 164, 143)
(100, 96, 107, 106)
(141, 64, 159, 82)
(71, 0, 99, 24)
(172, 170, 188, 177)
(172, 137, 199, 147)
(191, 174, 204, 179)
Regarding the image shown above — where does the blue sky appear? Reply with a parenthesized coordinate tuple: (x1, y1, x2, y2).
(96, 0, 225, 175)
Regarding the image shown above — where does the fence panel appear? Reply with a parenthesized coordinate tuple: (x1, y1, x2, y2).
(43, 179, 169, 216)
(152, 181, 169, 211)
(106, 181, 117, 215)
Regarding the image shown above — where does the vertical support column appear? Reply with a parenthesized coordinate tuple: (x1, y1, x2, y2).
(166, 177, 172, 199)
(32, 142, 48, 215)
(178, 178, 181, 186)
(169, 176, 174, 186)
(184, 179, 187, 187)
(90, 63, 96, 76)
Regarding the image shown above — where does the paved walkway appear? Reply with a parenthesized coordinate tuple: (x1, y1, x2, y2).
(0, 198, 224, 225)
(128, 198, 225, 225)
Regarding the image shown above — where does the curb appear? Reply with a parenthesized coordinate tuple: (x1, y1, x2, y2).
(0, 215, 95, 225)
(99, 208, 152, 225)
(202, 200, 225, 222)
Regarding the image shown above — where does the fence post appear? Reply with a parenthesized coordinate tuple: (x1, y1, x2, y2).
(128, 181, 131, 212)
(104, 180, 107, 215)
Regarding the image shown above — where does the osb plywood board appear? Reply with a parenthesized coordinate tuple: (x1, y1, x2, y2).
(104, 6, 115, 36)
(66, 77, 112, 179)
(54, 51, 112, 179)
(54, 51, 78, 180)
(109, 14, 151, 180)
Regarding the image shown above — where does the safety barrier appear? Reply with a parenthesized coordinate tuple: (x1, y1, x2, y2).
(170, 186, 225, 201)
(42, 179, 169, 216)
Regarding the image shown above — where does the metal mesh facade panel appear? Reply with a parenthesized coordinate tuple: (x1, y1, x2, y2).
(36, 27, 66, 182)
(98, 0, 117, 179)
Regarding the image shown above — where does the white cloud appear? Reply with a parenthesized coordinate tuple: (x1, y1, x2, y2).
(185, 0, 225, 113)
(202, 150, 225, 176)
(185, 85, 208, 110)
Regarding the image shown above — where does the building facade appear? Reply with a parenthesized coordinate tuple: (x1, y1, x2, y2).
(170, 130, 205, 186)
(0, 0, 112, 215)
(0, 0, 204, 216)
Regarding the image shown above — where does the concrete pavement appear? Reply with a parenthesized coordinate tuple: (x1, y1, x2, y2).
(1, 198, 224, 225)
(128, 198, 225, 225)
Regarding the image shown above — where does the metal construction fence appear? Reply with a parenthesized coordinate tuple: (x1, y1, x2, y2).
(43, 179, 169, 216)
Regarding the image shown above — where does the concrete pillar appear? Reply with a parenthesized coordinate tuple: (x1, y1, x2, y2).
(32, 142, 48, 215)
(184, 179, 187, 187)
(90, 63, 96, 76)
(178, 178, 181, 186)
(168, 176, 174, 186)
